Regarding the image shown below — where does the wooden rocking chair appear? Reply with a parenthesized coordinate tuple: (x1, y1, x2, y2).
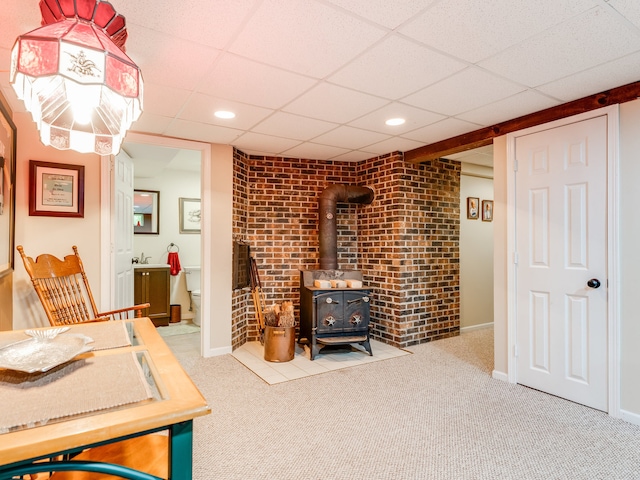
(17, 245, 150, 326)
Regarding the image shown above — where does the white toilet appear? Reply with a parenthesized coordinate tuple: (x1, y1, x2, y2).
(184, 266, 201, 326)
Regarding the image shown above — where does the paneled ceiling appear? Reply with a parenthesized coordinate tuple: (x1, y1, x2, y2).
(2, 0, 640, 164)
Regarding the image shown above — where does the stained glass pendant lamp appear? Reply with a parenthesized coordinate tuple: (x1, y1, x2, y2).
(10, 0, 143, 155)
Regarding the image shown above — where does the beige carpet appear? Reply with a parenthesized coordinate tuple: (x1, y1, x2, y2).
(173, 328, 640, 480)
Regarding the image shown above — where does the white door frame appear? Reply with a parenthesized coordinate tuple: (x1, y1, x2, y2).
(100, 134, 212, 357)
(505, 105, 620, 417)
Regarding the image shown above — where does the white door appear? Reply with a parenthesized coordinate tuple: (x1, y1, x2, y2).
(515, 115, 608, 411)
(113, 151, 135, 309)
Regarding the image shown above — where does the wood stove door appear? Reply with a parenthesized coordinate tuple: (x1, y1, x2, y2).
(316, 291, 345, 334)
(344, 291, 370, 333)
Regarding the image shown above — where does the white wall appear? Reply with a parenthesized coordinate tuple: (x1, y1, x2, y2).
(203, 144, 233, 355)
(12, 112, 102, 329)
(460, 165, 494, 329)
(134, 168, 201, 319)
(493, 136, 509, 380)
(619, 99, 640, 419)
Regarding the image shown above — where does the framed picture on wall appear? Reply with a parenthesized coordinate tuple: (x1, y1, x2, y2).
(179, 197, 201, 233)
(467, 197, 479, 219)
(29, 160, 85, 218)
(482, 200, 493, 222)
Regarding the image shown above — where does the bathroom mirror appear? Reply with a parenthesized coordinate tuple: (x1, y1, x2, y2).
(134, 190, 160, 235)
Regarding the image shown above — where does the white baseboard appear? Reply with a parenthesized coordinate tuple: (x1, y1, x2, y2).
(621, 409, 640, 426)
(461, 321, 494, 332)
(492, 370, 509, 382)
(204, 345, 233, 357)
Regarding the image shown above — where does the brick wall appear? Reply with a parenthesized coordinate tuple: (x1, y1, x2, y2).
(231, 149, 249, 350)
(232, 149, 460, 348)
(358, 153, 461, 348)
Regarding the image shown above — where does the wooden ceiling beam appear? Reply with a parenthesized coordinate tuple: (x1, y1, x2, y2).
(404, 80, 640, 163)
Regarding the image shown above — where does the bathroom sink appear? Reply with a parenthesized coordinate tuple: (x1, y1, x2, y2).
(133, 264, 170, 269)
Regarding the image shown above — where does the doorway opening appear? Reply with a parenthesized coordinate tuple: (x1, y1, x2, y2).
(445, 145, 495, 334)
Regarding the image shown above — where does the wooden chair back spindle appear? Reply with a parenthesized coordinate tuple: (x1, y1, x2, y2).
(17, 245, 149, 327)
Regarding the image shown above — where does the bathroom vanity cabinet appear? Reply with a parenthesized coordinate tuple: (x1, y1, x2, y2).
(134, 265, 170, 327)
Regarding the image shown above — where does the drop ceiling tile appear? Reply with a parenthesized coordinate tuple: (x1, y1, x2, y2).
(360, 136, 425, 155)
(252, 112, 338, 141)
(330, 150, 376, 162)
(311, 126, 390, 150)
(457, 90, 560, 126)
(1, 2, 40, 50)
(124, 143, 180, 163)
(229, 0, 387, 78)
(400, 0, 598, 63)
(127, 24, 220, 91)
(122, 0, 257, 49)
(329, 35, 467, 99)
(479, 6, 640, 88)
(196, 54, 317, 109)
(238, 147, 283, 157)
(606, 0, 640, 27)
(325, 0, 438, 29)
(402, 117, 482, 144)
(347, 103, 444, 135)
(233, 132, 301, 155)
(283, 83, 388, 123)
(167, 150, 202, 172)
(163, 119, 244, 144)
(537, 52, 640, 102)
(281, 143, 350, 161)
(128, 113, 174, 136)
(177, 92, 273, 129)
(141, 84, 192, 117)
(403, 67, 526, 116)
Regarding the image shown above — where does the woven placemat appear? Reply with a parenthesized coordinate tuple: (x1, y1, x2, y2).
(67, 321, 132, 350)
(0, 321, 132, 351)
(0, 352, 153, 433)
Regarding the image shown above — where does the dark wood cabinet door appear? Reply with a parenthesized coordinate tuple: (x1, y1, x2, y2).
(134, 267, 170, 327)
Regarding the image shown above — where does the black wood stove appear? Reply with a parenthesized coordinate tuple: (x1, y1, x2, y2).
(299, 269, 372, 360)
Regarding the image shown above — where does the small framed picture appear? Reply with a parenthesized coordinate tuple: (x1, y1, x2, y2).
(467, 197, 479, 219)
(29, 160, 84, 218)
(482, 200, 493, 222)
(179, 197, 201, 233)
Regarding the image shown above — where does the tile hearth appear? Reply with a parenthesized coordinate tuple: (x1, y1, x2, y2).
(232, 339, 410, 385)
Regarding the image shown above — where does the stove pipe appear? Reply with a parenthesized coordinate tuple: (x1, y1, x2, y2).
(318, 184, 374, 270)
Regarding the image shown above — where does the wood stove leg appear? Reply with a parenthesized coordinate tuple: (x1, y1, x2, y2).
(360, 339, 373, 356)
(310, 341, 320, 361)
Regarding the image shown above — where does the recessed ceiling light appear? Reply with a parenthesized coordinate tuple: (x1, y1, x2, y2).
(385, 118, 405, 126)
(214, 110, 236, 119)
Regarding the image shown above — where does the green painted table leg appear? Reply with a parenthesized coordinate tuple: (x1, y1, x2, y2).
(169, 420, 194, 479)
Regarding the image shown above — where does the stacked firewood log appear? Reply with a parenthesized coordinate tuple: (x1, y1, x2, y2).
(264, 301, 295, 327)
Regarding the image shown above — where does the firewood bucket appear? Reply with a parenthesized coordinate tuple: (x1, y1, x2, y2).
(263, 326, 295, 362)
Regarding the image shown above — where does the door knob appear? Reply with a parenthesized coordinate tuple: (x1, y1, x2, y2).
(587, 278, 601, 289)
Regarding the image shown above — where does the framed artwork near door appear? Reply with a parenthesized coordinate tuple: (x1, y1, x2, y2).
(179, 197, 201, 234)
(467, 197, 479, 219)
(482, 200, 493, 222)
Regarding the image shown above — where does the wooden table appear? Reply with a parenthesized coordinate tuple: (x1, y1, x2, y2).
(0, 318, 210, 479)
